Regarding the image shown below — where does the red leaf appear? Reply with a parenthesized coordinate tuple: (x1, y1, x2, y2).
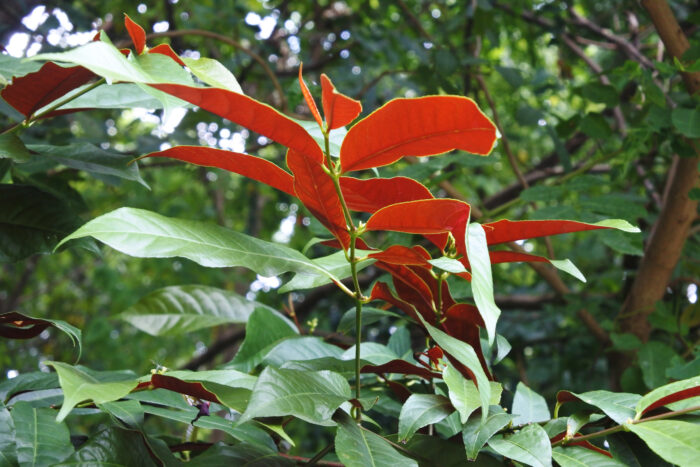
(361, 360, 440, 380)
(369, 282, 423, 324)
(143, 146, 294, 196)
(340, 96, 496, 172)
(368, 245, 431, 267)
(0, 312, 50, 339)
(148, 43, 185, 66)
(488, 250, 550, 264)
(340, 176, 433, 213)
(443, 304, 491, 378)
(150, 374, 221, 404)
(320, 237, 372, 250)
(298, 64, 323, 129)
(1, 62, 95, 117)
(124, 14, 146, 54)
(640, 386, 700, 416)
(549, 433, 613, 457)
(150, 84, 323, 162)
(321, 74, 362, 130)
(411, 265, 456, 313)
(287, 149, 349, 248)
(366, 199, 470, 235)
(375, 262, 436, 324)
(483, 219, 616, 245)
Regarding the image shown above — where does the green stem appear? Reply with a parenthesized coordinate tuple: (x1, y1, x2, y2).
(28, 78, 106, 124)
(307, 442, 334, 465)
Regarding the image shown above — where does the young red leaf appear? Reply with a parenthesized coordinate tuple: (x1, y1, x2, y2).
(142, 146, 295, 196)
(340, 176, 433, 213)
(368, 245, 431, 267)
(443, 304, 491, 378)
(298, 64, 323, 129)
(148, 43, 185, 66)
(369, 282, 423, 324)
(0, 312, 50, 339)
(124, 14, 147, 54)
(483, 219, 638, 245)
(411, 265, 456, 313)
(320, 237, 372, 250)
(361, 360, 440, 380)
(340, 95, 496, 172)
(321, 73, 362, 130)
(366, 199, 470, 234)
(150, 374, 221, 404)
(488, 250, 550, 265)
(376, 262, 436, 324)
(150, 83, 323, 162)
(1, 62, 95, 117)
(287, 149, 349, 248)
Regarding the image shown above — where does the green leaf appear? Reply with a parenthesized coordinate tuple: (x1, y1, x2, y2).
(11, 401, 74, 465)
(520, 185, 566, 202)
(0, 406, 17, 466)
(635, 375, 700, 419)
(466, 222, 501, 345)
(627, 420, 700, 467)
(0, 184, 83, 262)
(552, 446, 626, 467)
(47, 361, 138, 422)
(0, 311, 81, 361)
(0, 132, 31, 162)
(488, 423, 552, 467)
(388, 325, 412, 358)
(186, 442, 293, 466)
(294, 118, 347, 158)
(0, 371, 58, 403)
(496, 66, 524, 88)
(182, 57, 243, 93)
(57, 83, 171, 110)
(557, 390, 639, 425)
(600, 230, 644, 256)
(56, 426, 166, 466)
(120, 284, 271, 336)
(428, 256, 467, 273)
(153, 369, 257, 412)
(638, 342, 677, 389)
(239, 367, 351, 425)
(443, 365, 502, 423)
(580, 83, 619, 107)
(57, 207, 344, 282)
(493, 334, 511, 364)
(26, 143, 148, 188)
(279, 250, 374, 292)
(230, 307, 298, 372)
(342, 342, 399, 365)
(549, 259, 586, 282)
(580, 113, 612, 139)
(337, 307, 402, 334)
(263, 336, 344, 366)
(398, 394, 454, 442)
(281, 357, 368, 376)
(417, 314, 491, 423)
(671, 107, 700, 138)
(607, 431, 673, 467)
(610, 333, 642, 351)
(99, 400, 144, 428)
(0, 54, 41, 82)
(591, 219, 640, 233)
(334, 410, 419, 467)
(462, 408, 513, 460)
(512, 382, 551, 425)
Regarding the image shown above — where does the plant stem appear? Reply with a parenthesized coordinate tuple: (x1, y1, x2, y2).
(306, 442, 334, 465)
(29, 78, 106, 123)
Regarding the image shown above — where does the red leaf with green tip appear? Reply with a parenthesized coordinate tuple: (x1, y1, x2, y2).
(1, 62, 95, 117)
(340, 176, 433, 213)
(142, 146, 294, 196)
(483, 219, 621, 245)
(124, 14, 146, 54)
(298, 64, 323, 129)
(366, 199, 470, 235)
(488, 250, 549, 264)
(340, 96, 496, 172)
(287, 149, 349, 248)
(321, 74, 361, 130)
(148, 43, 185, 66)
(150, 83, 323, 162)
(368, 245, 431, 267)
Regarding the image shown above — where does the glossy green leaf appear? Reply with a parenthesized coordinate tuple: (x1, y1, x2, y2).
(182, 57, 243, 93)
(557, 390, 639, 425)
(638, 341, 677, 389)
(56, 82, 169, 109)
(398, 394, 454, 442)
(294, 118, 347, 158)
(99, 399, 144, 428)
(671, 107, 700, 138)
(466, 222, 501, 345)
(428, 256, 467, 273)
(627, 420, 700, 467)
(0, 54, 42, 82)
(279, 250, 374, 292)
(120, 284, 272, 336)
(512, 382, 551, 425)
(462, 408, 513, 460)
(488, 423, 552, 467)
(11, 401, 74, 465)
(552, 446, 625, 467)
(635, 375, 700, 419)
(239, 367, 351, 425)
(398, 433, 502, 467)
(263, 336, 344, 367)
(417, 314, 491, 423)
(342, 342, 400, 366)
(443, 365, 502, 423)
(0, 184, 83, 262)
(0, 132, 30, 162)
(0, 405, 17, 466)
(158, 369, 257, 390)
(56, 426, 163, 466)
(57, 207, 343, 282)
(47, 362, 138, 422)
(334, 410, 419, 467)
(281, 357, 371, 377)
(0, 372, 58, 403)
(230, 307, 298, 372)
(27, 143, 148, 188)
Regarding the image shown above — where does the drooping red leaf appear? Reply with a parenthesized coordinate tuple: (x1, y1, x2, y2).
(340, 176, 433, 213)
(298, 64, 323, 129)
(287, 149, 349, 248)
(488, 250, 550, 264)
(483, 219, 618, 245)
(150, 374, 221, 404)
(320, 237, 372, 250)
(410, 265, 456, 313)
(369, 282, 422, 324)
(443, 304, 491, 378)
(148, 43, 185, 66)
(0, 312, 50, 339)
(361, 360, 440, 380)
(1, 62, 96, 117)
(368, 245, 431, 267)
(340, 95, 496, 172)
(549, 433, 614, 457)
(150, 83, 323, 162)
(143, 146, 294, 196)
(366, 199, 470, 235)
(321, 74, 362, 130)
(375, 262, 436, 325)
(640, 386, 700, 416)
(124, 14, 147, 54)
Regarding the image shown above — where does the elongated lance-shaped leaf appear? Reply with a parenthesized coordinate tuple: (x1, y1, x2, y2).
(340, 95, 496, 172)
(552, 446, 625, 467)
(321, 74, 362, 130)
(512, 382, 551, 425)
(148, 43, 185, 65)
(626, 420, 700, 467)
(142, 146, 295, 196)
(462, 408, 513, 460)
(556, 390, 640, 425)
(56, 207, 344, 283)
(124, 14, 146, 54)
(280, 249, 374, 292)
(483, 218, 640, 245)
(340, 176, 433, 213)
(488, 423, 553, 467)
(489, 250, 586, 282)
(366, 199, 470, 234)
(443, 365, 502, 423)
(635, 375, 700, 418)
(298, 63, 323, 128)
(466, 222, 501, 345)
(182, 56, 243, 93)
(11, 402, 74, 465)
(151, 83, 324, 162)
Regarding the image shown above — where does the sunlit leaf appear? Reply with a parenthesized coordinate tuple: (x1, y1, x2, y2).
(488, 423, 552, 467)
(512, 382, 551, 425)
(398, 394, 453, 442)
(124, 14, 146, 54)
(443, 365, 502, 423)
(635, 375, 700, 418)
(483, 219, 639, 245)
(340, 176, 433, 213)
(556, 390, 639, 425)
(321, 73, 362, 130)
(466, 222, 501, 345)
(366, 199, 470, 234)
(230, 307, 298, 372)
(183, 56, 243, 93)
(298, 63, 323, 128)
